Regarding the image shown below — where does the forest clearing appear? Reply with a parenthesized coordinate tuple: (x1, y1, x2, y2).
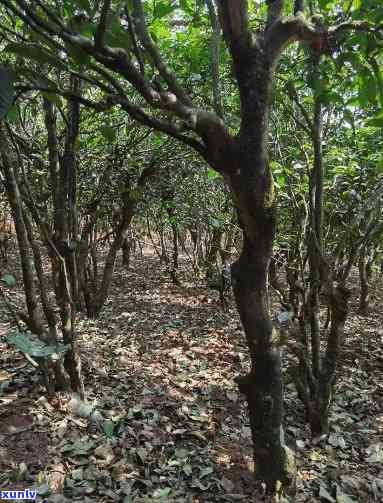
(0, 0, 383, 502)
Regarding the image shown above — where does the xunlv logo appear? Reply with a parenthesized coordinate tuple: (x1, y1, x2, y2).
(0, 489, 37, 500)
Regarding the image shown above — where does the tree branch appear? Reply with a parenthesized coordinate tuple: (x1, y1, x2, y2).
(206, 0, 224, 118)
(266, 15, 383, 62)
(16, 85, 110, 111)
(215, 0, 250, 58)
(331, 20, 383, 39)
(6, 0, 234, 165)
(131, 0, 192, 106)
(9, 0, 159, 104)
(289, 86, 313, 132)
(94, 0, 111, 48)
(2, 0, 65, 52)
(265, 14, 317, 60)
(108, 95, 208, 156)
(12, 0, 61, 37)
(33, 0, 71, 34)
(124, 4, 145, 75)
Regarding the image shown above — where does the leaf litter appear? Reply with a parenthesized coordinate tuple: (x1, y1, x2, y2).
(0, 250, 382, 502)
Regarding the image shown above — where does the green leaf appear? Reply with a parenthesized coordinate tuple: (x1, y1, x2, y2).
(182, 463, 193, 476)
(151, 19, 171, 41)
(199, 466, 214, 478)
(359, 75, 377, 105)
(352, 0, 362, 10)
(61, 439, 95, 455)
(276, 174, 286, 189)
(66, 44, 90, 67)
(6, 105, 19, 124)
(377, 157, 383, 173)
(6, 330, 70, 359)
(42, 92, 62, 108)
(336, 491, 357, 503)
(154, 1, 177, 19)
(78, 0, 92, 15)
(366, 114, 383, 128)
(207, 168, 221, 180)
(153, 487, 172, 498)
(102, 420, 116, 438)
(320, 91, 343, 105)
(1, 274, 16, 287)
(318, 0, 333, 9)
(0, 66, 15, 119)
(104, 18, 132, 50)
(35, 484, 51, 497)
(100, 125, 116, 142)
(179, 0, 194, 14)
(175, 448, 189, 459)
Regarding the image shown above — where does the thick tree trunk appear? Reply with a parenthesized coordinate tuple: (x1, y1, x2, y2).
(226, 131, 295, 493)
(209, 32, 297, 489)
(232, 240, 286, 482)
(232, 237, 295, 491)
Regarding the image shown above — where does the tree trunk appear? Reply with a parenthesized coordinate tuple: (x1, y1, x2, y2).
(159, 225, 168, 264)
(232, 239, 286, 478)
(170, 221, 180, 285)
(358, 246, 369, 314)
(312, 283, 351, 436)
(0, 124, 43, 336)
(122, 235, 131, 268)
(89, 208, 135, 317)
(205, 227, 223, 281)
(307, 92, 323, 381)
(226, 129, 295, 492)
(0, 122, 69, 393)
(208, 30, 297, 489)
(46, 76, 84, 396)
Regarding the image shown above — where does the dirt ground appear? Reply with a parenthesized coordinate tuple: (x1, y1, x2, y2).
(0, 248, 382, 502)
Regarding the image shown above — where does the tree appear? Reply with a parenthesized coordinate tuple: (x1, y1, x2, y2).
(269, 38, 383, 436)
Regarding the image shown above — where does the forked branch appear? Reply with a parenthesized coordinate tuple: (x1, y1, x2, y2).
(216, 0, 250, 57)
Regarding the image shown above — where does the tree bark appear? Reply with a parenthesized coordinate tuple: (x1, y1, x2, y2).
(221, 49, 295, 489)
(358, 245, 369, 314)
(206, 227, 223, 281)
(122, 235, 131, 268)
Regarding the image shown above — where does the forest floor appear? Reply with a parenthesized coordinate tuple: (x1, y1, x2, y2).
(0, 249, 382, 503)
